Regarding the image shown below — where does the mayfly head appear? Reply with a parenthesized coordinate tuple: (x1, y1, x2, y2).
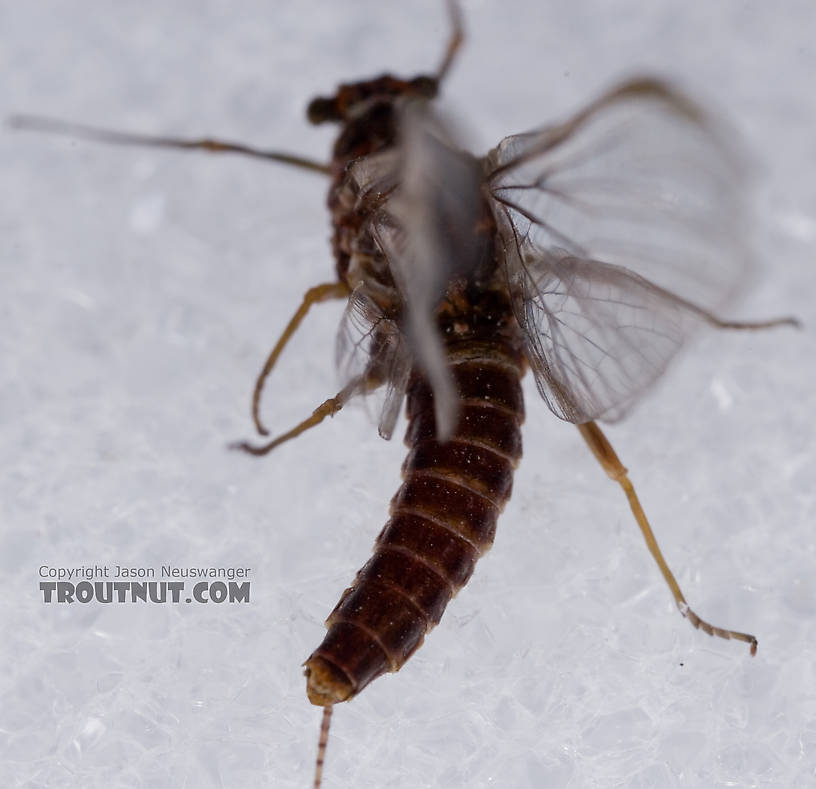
(308, 74, 439, 165)
(305, 0, 463, 163)
(307, 74, 438, 126)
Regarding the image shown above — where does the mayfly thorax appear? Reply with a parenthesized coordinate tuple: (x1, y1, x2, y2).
(10, 2, 799, 787)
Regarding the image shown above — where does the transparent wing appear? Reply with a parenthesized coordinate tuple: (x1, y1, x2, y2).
(369, 106, 490, 439)
(345, 148, 401, 216)
(336, 117, 487, 440)
(335, 285, 411, 440)
(487, 78, 749, 422)
(501, 234, 725, 422)
(332, 150, 410, 440)
(488, 78, 748, 312)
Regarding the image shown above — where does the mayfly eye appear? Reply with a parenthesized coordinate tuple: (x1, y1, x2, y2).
(307, 96, 342, 124)
(409, 75, 439, 98)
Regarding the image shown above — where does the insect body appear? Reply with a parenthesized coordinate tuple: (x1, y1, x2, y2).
(10, 4, 797, 786)
(300, 73, 530, 706)
(249, 12, 786, 717)
(247, 8, 793, 779)
(237, 9, 795, 779)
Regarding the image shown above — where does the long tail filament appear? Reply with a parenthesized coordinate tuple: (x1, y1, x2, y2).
(313, 705, 333, 789)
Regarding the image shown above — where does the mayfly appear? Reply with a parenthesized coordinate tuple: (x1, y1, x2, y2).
(10, 2, 798, 787)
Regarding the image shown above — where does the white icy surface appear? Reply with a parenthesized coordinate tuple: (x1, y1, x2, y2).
(1, 1, 815, 787)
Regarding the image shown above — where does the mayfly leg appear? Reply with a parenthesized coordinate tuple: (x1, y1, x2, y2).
(703, 314, 801, 331)
(251, 282, 349, 436)
(435, 0, 465, 83)
(6, 114, 332, 174)
(231, 375, 367, 457)
(577, 420, 758, 656)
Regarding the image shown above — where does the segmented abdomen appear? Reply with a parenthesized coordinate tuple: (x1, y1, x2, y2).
(304, 341, 525, 705)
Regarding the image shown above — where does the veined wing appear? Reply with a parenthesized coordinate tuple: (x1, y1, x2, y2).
(341, 103, 488, 438)
(499, 240, 733, 422)
(335, 284, 411, 441)
(332, 148, 411, 440)
(487, 78, 749, 422)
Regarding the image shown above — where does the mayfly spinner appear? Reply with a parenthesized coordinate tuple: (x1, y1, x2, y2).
(10, 3, 798, 787)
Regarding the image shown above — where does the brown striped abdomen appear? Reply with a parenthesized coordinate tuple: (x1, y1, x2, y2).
(304, 344, 524, 705)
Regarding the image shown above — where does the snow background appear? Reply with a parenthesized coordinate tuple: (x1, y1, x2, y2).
(1, 1, 814, 787)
